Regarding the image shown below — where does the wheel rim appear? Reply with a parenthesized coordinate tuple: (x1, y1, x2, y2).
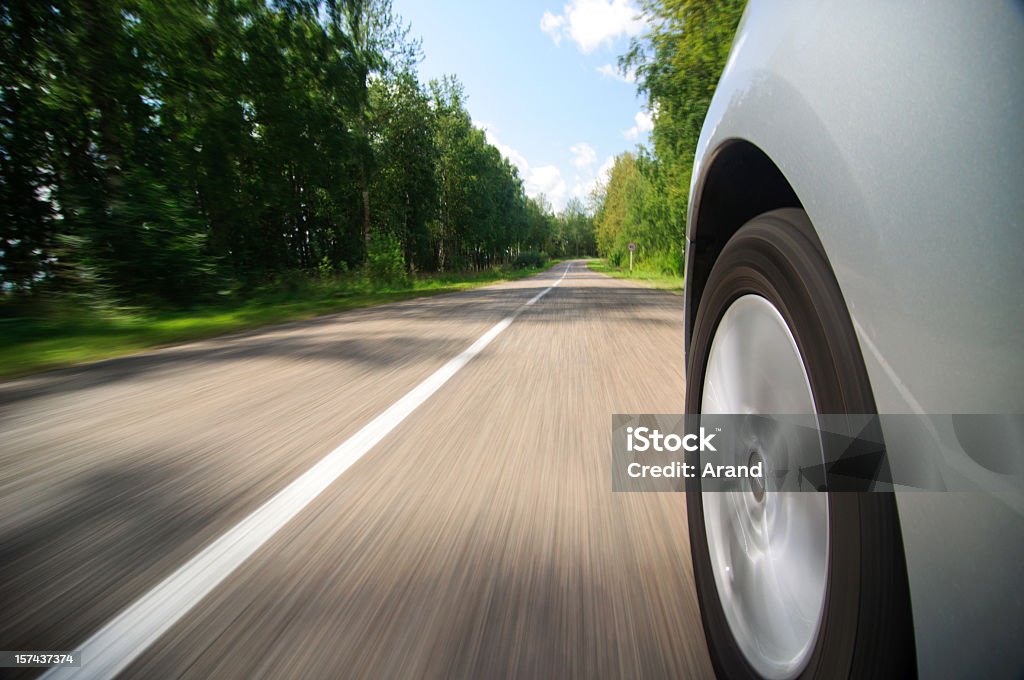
(700, 295, 829, 680)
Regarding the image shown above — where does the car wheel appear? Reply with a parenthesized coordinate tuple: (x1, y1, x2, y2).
(684, 209, 916, 679)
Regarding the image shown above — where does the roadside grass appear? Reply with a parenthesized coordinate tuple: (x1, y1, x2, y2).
(0, 262, 563, 380)
(587, 258, 684, 293)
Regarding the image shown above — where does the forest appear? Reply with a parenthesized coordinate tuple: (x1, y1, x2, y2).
(1, 0, 594, 311)
(0, 0, 744, 376)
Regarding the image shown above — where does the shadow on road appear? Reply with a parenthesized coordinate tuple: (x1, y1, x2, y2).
(0, 281, 680, 410)
(0, 458, 244, 659)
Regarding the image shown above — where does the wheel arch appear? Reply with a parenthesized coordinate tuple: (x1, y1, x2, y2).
(684, 139, 801, 365)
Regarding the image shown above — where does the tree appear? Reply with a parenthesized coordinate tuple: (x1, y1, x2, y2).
(337, 0, 420, 250)
(524, 195, 557, 255)
(557, 198, 596, 257)
(588, 0, 744, 273)
(0, 0, 549, 312)
(369, 70, 437, 270)
(595, 153, 639, 265)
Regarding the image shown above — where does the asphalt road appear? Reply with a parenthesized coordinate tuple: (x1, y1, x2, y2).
(0, 260, 714, 679)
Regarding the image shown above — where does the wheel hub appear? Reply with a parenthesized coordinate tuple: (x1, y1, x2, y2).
(748, 450, 765, 502)
(700, 295, 830, 680)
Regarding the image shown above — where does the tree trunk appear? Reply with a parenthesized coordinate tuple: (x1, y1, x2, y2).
(362, 183, 371, 246)
(359, 95, 371, 248)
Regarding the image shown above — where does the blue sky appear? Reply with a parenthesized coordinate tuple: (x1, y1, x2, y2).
(394, 0, 652, 212)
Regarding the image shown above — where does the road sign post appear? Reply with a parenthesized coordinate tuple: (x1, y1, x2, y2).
(628, 241, 636, 272)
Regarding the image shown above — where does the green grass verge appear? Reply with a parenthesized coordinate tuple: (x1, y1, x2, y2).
(0, 262, 564, 380)
(586, 258, 684, 293)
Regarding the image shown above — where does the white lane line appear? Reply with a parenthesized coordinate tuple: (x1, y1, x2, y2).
(46, 262, 573, 680)
(526, 262, 568, 304)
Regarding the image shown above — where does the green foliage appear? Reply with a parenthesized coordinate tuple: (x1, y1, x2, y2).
(319, 256, 334, 279)
(587, 259, 683, 292)
(1, 0, 571, 319)
(556, 198, 597, 257)
(369, 71, 438, 268)
(365, 233, 409, 288)
(512, 251, 546, 269)
(645, 249, 683, 276)
(524, 196, 557, 254)
(47, 235, 120, 313)
(592, 0, 743, 274)
(594, 151, 682, 273)
(0, 261, 563, 378)
(426, 76, 551, 271)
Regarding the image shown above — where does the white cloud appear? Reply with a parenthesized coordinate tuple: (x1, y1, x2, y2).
(480, 124, 531, 176)
(477, 123, 613, 211)
(541, 0, 643, 54)
(569, 179, 593, 203)
(539, 11, 566, 45)
(623, 109, 654, 140)
(528, 165, 568, 207)
(569, 154, 616, 204)
(493, 139, 531, 175)
(569, 142, 597, 169)
(479, 122, 569, 208)
(596, 63, 636, 83)
(596, 154, 616, 185)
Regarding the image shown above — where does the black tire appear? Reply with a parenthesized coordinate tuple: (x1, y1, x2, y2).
(684, 209, 916, 679)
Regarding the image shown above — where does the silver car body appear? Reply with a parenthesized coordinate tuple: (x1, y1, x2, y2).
(684, 2, 1024, 677)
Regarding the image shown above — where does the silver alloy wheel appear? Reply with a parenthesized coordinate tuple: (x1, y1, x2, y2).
(700, 294, 830, 680)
